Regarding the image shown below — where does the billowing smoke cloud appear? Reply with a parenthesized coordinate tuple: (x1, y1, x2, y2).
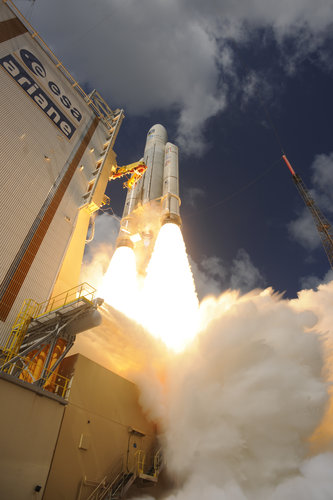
(79, 234, 333, 500)
(190, 249, 265, 299)
(71, 202, 333, 500)
(80, 213, 120, 290)
(16, 0, 333, 154)
(131, 283, 333, 500)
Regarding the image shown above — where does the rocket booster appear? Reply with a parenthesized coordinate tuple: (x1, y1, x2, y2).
(118, 124, 181, 247)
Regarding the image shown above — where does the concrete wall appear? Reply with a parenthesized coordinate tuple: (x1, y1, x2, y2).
(44, 354, 156, 500)
(0, 375, 66, 500)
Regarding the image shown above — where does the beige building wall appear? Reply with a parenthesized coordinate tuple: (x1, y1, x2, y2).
(50, 209, 91, 297)
(0, 375, 66, 500)
(51, 148, 118, 298)
(44, 354, 157, 500)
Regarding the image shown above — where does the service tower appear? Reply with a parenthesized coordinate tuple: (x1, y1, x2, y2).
(0, 0, 123, 347)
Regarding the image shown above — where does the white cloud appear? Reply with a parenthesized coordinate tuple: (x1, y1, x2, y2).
(311, 153, 333, 204)
(15, 0, 333, 155)
(288, 208, 320, 250)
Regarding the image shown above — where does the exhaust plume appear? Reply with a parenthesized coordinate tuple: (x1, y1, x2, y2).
(132, 285, 333, 500)
(79, 214, 333, 500)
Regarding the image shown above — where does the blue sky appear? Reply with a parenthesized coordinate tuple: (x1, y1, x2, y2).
(16, 0, 333, 297)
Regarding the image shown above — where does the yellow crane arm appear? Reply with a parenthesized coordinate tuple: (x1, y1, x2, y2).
(109, 160, 147, 190)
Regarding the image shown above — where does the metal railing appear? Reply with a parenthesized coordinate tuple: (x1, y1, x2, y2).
(3, 283, 96, 359)
(77, 448, 163, 500)
(33, 282, 96, 318)
(136, 448, 163, 478)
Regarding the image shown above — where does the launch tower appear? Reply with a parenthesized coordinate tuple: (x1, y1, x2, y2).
(283, 155, 333, 269)
(0, 0, 123, 350)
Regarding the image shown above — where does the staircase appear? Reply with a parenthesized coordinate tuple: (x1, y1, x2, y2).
(79, 449, 163, 500)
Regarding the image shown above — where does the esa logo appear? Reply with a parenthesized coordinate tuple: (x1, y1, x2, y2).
(0, 49, 82, 139)
(20, 49, 82, 123)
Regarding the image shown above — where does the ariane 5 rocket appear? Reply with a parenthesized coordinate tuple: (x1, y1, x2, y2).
(117, 124, 181, 248)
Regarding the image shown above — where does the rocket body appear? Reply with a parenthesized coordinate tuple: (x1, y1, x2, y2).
(142, 125, 168, 204)
(118, 124, 181, 247)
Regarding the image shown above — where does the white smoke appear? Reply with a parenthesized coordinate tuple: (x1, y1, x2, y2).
(130, 283, 333, 499)
(77, 211, 333, 500)
(190, 249, 265, 299)
(80, 213, 120, 290)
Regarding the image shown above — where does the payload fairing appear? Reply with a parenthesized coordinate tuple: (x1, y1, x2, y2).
(117, 124, 181, 248)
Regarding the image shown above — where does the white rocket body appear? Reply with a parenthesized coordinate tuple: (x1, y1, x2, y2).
(119, 124, 181, 246)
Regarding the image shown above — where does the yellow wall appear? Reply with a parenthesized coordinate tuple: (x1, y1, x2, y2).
(0, 376, 65, 499)
(44, 354, 156, 500)
(90, 149, 117, 211)
(51, 149, 117, 299)
(51, 209, 91, 298)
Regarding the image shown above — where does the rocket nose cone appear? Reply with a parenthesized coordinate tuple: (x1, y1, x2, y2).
(147, 124, 168, 143)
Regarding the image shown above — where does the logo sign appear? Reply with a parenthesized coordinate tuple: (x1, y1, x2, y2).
(0, 49, 83, 139)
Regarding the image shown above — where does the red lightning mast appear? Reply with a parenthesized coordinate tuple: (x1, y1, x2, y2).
(282, 155, 333, 269)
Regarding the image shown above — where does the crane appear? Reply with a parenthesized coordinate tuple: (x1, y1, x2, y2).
(282, 155, 333, 269)
(110, 160, 147, 190)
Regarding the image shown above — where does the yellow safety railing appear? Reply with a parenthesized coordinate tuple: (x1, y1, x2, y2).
(136, 450, 145, 476)
(34, 282, 96, 318)
(135, 448, 162, 478)
(3, 283, 96, 361)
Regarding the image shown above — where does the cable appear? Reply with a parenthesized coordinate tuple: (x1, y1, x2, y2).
(262, 104, 286, 156)
(184, 155, 282, 218)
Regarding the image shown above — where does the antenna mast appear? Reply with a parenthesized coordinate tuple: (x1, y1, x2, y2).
(282, 155, 333, 269)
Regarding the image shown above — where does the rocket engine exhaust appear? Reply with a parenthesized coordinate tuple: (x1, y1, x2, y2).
(115, 235, 134, 249)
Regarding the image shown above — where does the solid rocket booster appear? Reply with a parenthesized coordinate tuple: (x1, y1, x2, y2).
(161, 142, 181, 226)
(117, 124, 181, 247)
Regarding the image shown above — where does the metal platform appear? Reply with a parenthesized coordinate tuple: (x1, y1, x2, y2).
(0, 283, 103, 398)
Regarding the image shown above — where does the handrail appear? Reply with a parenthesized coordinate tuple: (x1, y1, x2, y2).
(2, 282, 96, 360)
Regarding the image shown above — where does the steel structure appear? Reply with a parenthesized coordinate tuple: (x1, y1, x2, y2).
(0, 283, 102, 396)
(78, 448, 163, 500)
(283, 155, 333, 269)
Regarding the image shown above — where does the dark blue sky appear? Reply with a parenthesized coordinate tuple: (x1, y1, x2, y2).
(16, 0, 333, 298)
(109, 50, 333, 297)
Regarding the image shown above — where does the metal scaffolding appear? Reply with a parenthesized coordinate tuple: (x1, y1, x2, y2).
(0, 283, 103, 398)
(283, 155, 333, 270)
